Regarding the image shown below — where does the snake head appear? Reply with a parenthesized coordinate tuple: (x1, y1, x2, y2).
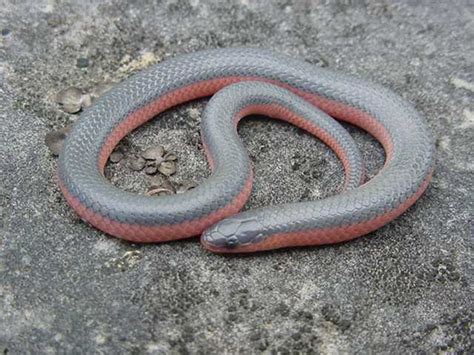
(201, 216, 266, 252)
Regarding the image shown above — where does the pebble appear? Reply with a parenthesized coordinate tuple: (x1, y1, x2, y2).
(145, 165, 158, 175)
(109, 151, 123, 163)
(146, 187, 174, 196)
(44, 125, 71, 156)
(147, 179, 175, 196)
(148, 175, 164, 188)
(176, 181, 197, 194)
(76, 57, 90, 68)
(141, 146, 165, 160)
(188, 107, 201, 120)
(158, 161, 176, 176)
(161, 179, 175, 192)
(128, 156, 146, 171)
(1, 28, 11, 36)
(55, 87, 91, 113)
(130, 146, 178, 176)
(164, 152, 177, 161)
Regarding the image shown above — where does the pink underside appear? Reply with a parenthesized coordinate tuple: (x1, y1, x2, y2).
(202, 169, 433, 253)
(58, 76, 430, 248)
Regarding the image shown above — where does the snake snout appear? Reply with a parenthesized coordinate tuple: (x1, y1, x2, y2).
(201, 217, 266, 250)
(201, 228, 236, 249)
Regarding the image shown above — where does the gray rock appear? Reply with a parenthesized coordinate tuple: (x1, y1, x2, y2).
(55, 87, 90, 114)
(142, 146, 165, 161)
(158, 161, 176, 176)
(44, 126, 71, 156)
(0, 0, 472, 353)
(128, 155, 146, 171)
(76, 57, 90, 69)
(109, 151, 123, 163)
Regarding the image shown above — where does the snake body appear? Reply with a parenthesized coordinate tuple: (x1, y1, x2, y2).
(58, 48, 435, 253)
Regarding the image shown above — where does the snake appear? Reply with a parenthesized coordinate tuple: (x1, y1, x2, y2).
(58, 48, 435, 253)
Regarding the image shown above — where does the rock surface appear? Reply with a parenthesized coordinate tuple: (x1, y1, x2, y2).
(0, 0, 472, 353)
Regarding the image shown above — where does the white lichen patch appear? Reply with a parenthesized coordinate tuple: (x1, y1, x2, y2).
(437, 136, 451, 151)
(0, 285, 55, 341)
(458, 109, 474, 129)
(119, 52, 161, 74)
(105, 250, 142, 271)
(450, 77, 474, 93)
(93, 238, 119, 255)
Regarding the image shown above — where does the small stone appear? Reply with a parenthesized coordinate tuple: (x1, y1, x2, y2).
(146, 180, 175, 196)
(161, 179, 175, 192)
(1, 28, 11, 36)
(44, 125, 71, 156)
(164, 152, 177, 161)
(109, 152, 123, 163)
(158, 161, 176, 176)
(129, 156, 146, 171)
(76, 57, 90, 68)
(46, 14, 63, 27)
(81, 94, 92, 108)
(141, 146, 165, 160)
(55, 87, 87, 113)
(176, 181, 197, 194)
(145, 165, 158, 175)
(188, 107, 200, 120)
(148, 175, 164, 188)
(147, 187, 173, 196)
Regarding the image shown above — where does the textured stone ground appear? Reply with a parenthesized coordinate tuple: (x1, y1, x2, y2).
(1, 0, 472, 353)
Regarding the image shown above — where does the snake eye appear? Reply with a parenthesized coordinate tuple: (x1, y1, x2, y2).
(226, 236, 239, 248)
